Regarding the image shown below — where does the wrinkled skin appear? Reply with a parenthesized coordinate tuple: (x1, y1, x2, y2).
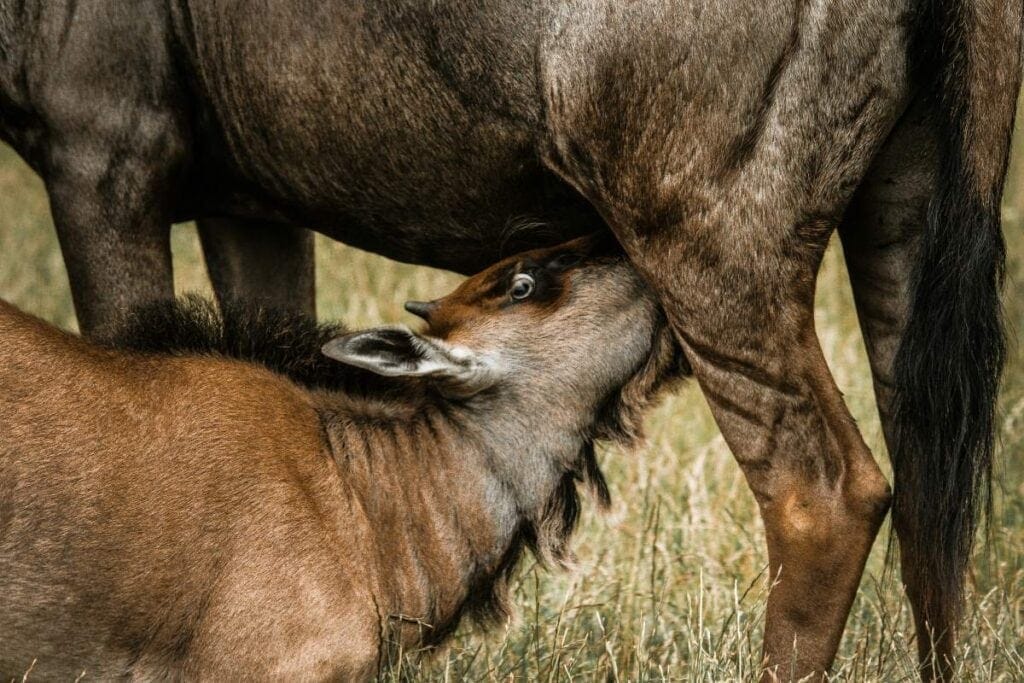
(0, 1, 1020, 679)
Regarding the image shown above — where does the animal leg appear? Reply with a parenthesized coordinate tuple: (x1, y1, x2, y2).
(540, 149, 901, 680)
(47, 164, 174, 342)
(198, 218, 316, 317)
(539, 0, 1014, 673)
(839, 103, 952, 678)
(21, 9, 188, 342)
(597, 214, 892, 680)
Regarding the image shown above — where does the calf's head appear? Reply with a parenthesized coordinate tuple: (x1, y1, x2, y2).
(323, 235, 688, 585)
(323, 234, 687, 445)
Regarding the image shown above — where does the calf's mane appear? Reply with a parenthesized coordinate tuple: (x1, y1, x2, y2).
(105, 294, 409, 397)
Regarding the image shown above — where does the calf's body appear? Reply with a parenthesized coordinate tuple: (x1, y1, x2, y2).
(0, 239, 681, 679)
(1, 303, 377, 678)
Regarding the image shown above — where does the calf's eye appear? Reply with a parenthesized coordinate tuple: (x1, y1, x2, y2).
(510, 273, 536, 301)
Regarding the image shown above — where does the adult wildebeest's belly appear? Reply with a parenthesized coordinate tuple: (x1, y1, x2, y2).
(181, 1, 602, 274)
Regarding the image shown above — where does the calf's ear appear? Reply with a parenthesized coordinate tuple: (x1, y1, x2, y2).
(322, 326, 505, 397)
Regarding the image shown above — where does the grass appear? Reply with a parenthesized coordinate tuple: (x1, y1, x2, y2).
(1, 104, 1022, 680)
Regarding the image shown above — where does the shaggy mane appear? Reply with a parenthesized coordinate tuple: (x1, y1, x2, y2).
(460, 317, 690, 631)
(105, 295, 399, 393)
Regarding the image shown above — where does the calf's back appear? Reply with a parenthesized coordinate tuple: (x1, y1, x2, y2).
(0, 302, 377, 678)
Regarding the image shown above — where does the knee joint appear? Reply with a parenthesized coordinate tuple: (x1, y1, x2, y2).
(846, 464, 892, 529)
(767, 468, 891, 552)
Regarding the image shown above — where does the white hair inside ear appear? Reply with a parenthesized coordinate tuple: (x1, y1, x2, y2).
(322, 325, 506, 398)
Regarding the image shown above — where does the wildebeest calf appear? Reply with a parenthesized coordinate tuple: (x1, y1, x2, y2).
(0, 236, 684, 680)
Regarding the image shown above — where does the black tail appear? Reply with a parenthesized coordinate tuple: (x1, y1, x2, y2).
(891, 0, 1020, 651)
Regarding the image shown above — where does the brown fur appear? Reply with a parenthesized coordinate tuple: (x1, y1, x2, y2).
(0, 237, 685, 680)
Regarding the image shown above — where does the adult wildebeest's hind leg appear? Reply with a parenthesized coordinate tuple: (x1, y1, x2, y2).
(198, 218, 316, 317)
(842, 67, 1018, 677)
(610, 209, 891, 679)
(539, 2, 907, 677)
(839, 104, 939, 673)
(601, 222, 892, 680)
(541, 0, 1018, 675)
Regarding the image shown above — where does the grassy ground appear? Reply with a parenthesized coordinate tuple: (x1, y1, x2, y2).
(1, 108, 1022, 680)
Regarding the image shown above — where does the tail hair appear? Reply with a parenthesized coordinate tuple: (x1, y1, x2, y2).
(891, 0, 1018, 632)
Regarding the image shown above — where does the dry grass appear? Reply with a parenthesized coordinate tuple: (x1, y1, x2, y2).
(1, 102, 1022, 680)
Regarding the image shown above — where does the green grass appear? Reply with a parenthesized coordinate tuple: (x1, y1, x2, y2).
(1, 105, 1022, 680)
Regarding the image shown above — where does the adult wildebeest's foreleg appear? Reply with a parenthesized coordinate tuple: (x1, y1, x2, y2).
(22, 3, 188, 342)
(198, 218, 316, 316)
(47, 154, 177, 342)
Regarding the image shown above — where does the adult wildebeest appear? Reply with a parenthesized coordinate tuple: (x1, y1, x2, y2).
(0, 0, 1020, 678)
(0, 237, 685, 680)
